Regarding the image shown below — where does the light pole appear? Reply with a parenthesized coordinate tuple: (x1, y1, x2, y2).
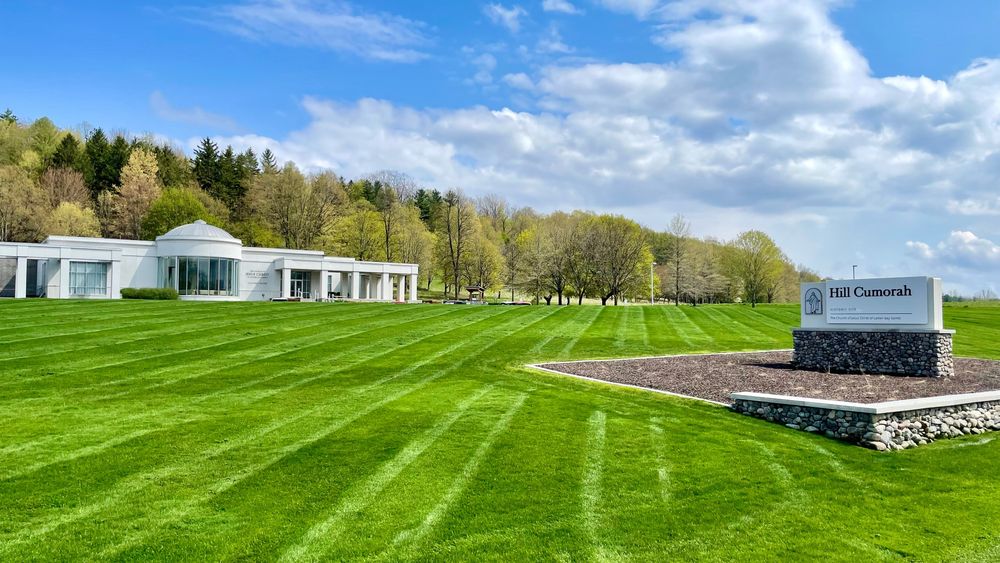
(852, 265, 858, 280)
(650, 262, 656, 305)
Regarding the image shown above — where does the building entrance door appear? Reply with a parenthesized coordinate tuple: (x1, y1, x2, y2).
(290, 271, 311, 298)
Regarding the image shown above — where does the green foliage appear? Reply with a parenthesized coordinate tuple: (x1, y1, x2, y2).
(45, 201, 101, 237)
(119, 287, 179, 299)
(50, 133, 84, 172)
(140, 187, 218, 239)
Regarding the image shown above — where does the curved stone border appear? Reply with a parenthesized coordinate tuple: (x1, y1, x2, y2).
(732, 391, 1000, 450)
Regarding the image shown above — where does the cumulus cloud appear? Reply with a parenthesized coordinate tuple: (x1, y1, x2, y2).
(484, 3, 528, 33)
(150, 91, 239, 132)
(542, 0, 581, 14)
(536, 25, 573, 54)
(195, 0, 430, 62)
(205, 0, 1000, 288)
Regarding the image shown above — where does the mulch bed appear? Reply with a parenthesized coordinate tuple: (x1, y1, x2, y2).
(537, 351, 1000, 405)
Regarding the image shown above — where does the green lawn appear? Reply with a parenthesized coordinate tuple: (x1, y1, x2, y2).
(1, 300, 999, 561)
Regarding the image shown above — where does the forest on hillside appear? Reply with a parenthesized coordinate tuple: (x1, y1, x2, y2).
(0, 109, 821, 305)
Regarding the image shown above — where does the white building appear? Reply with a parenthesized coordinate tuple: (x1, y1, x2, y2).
(0, 220, 420, 302)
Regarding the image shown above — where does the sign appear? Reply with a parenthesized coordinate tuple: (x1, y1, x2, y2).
(824, 276, 928, 325)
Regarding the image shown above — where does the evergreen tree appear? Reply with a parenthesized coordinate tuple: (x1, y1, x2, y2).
(192, 137, 221, 196)
(51, 134, 84, 171)
(84, 128, 112, 199)
(260, 148, 278, 174)
(0, 109, 15, 124)
(218, 145, 238, 205)
(108, 134, 131, 189)
(151, 144, 193, 189)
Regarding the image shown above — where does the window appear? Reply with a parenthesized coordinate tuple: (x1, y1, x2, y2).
(69, 262, 108, 296)
(166, 256, 240, 297)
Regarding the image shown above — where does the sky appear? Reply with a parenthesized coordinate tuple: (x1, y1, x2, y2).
(4, 0, 1000, 295)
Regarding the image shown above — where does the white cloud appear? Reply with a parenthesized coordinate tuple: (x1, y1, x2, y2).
(536, 25, 573, 54)
(503, 72, 535, 90)
(542, 0, 580, 14)
(484, 3, 528, 33)
(907, 231, 1000, 291)
(596, 0, 660, 19)
(204, 0, 1000, 289)
(197, 0, 430, 62)
(471, 53, 498, 85)
(150, 91, 239, 132)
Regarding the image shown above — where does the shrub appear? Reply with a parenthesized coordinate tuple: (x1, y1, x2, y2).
(120, 287, 179, 300)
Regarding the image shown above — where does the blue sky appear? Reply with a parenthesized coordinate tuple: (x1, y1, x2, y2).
(4, 0, 1000, 293)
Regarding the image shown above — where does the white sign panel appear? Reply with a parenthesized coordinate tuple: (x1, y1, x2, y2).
(825, 276, 928, 325)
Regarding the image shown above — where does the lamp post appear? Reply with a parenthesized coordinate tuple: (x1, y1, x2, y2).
(650, 262, 656, 305)
(852, 265, 858, 280)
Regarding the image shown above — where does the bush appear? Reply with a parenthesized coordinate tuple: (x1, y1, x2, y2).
(120, 287, 179, 300)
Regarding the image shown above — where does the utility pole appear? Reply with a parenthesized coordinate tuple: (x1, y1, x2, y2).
(650, 262, 656, 305)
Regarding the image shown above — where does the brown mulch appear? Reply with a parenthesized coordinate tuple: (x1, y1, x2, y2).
(538, 351, 1000, 405)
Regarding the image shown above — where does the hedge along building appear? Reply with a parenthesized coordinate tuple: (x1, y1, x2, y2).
(0, 220, 419, 302)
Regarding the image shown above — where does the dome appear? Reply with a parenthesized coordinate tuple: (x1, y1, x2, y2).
(157, 220, 239, 242)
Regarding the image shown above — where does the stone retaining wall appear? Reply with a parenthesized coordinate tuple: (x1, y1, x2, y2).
(792, 329, 954, 377)
(733, 397, 1000, 451)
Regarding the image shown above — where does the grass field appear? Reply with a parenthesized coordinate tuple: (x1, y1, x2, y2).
(1, 300, 1000, 561)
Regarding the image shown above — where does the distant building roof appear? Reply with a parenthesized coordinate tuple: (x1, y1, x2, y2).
(157, 220, 239, 242)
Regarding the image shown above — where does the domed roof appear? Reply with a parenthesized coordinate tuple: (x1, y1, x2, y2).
(157, 220, 239, 242)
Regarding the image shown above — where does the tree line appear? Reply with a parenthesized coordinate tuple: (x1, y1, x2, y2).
(0, 109, 819, 305)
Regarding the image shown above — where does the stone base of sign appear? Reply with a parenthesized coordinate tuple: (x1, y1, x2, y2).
(732, 391, 1000, 450)
(793, 328, 954, 377)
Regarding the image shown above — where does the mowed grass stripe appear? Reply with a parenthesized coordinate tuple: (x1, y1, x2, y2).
(0, 303, 401, 371)
(0, 304, 425, 392)
(0, 306, 481, 472)
(0, 307, 546, 551)
(581, 410, 607, 561)
(82, 307, 559, 559)
(380, 392, 530, 562)
(277, 384, 496, 562)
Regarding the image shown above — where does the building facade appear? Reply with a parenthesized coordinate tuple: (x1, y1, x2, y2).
(0, 220, 419, 302)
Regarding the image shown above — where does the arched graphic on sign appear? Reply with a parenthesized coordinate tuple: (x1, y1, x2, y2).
(804, 288, 823, 315)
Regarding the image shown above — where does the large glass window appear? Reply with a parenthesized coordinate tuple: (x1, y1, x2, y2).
(161, 256, 240, 297)
(290, 271, 311, 298)
(69, 261, 108, 296)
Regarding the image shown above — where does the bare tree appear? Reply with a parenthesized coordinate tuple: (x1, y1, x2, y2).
(40, 167, 89, 209)
(665, 214, 691, 306)
(438, 189, 476, 299)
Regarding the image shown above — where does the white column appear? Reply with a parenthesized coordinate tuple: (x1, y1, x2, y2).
(381, 273, 390, 302)
(14, 256, 27, 299)
(397, 275, 406, 302)
(409, 273, 418, 302)
(109, 260, 121, 299)
(351, 273, 360, 300)
(367, 275, 376, 300)
(338, 272, 347, 298)
(281, 269, 291, 298)
(59, 258, 70, 299)
(330, 272, 347, 297)
(320, 270, 329, 300)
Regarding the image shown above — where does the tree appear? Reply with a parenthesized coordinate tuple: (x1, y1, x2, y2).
(260, 148, 278, 174)
(0, 108, 16, 124)
(589, 214, 652, 305)
(0, 166, 45, 242)
(112, 147, 162, 239)
(438, 189, 476, 299)
(330, 200, 382, 260)
(51, 134, 84, 172)
(728, 230, 782, 307)
(192, 137, 221, 197)
(140, 188, 219, 239)
(539, 211, 576, 304)
(565, 211, 597, 305)
(665, 214, 691, 306)
(249, 164, 345, 249)
(45, 202, 101, 237)
(40, 167, 89, 209)
(84, 128, 113, 198)
(150, 143, 193, 189)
